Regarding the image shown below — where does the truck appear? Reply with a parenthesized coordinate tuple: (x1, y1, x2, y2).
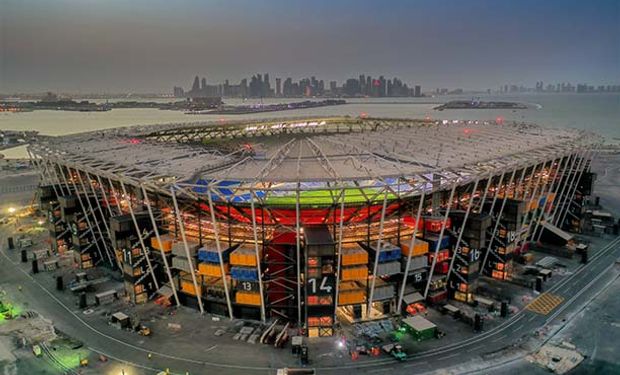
(382, 343, 406, 361)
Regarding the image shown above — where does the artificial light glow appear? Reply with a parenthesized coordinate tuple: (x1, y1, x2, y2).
(8, 207, 16, 214)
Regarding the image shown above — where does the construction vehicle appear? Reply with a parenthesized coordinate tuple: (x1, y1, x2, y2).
(382, 343, 406, 361)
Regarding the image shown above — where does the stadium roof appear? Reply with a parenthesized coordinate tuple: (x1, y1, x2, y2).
(29, 117, 600, 201)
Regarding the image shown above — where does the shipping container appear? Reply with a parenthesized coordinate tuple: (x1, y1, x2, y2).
(433, 261, 450, 274)
(425, 234, 451, 252)
(375, 261, 400, 276)
(373, 281, 396, 301)
(366, 243, 401, 263)
(230, 266, 259, 281)
(198, 262, 229, 277)
(198, 244, 236, 263)
(230, 247, 261, 267)
(428, 249, 450, 263)
(235, 291, 262, 306)
(424, 217, 452, 233)
(180, 279, 200, 296)
(151, 235, 173, 252)
(171, 256, 192, 272)
(341, 248, 368, 266)
(403, 315, 437, 341)
(338, 281, 366, 305)
(453, 291, 474, 303)
(172, 240, 199, 257)
(427, 290, 447, 304)
(402, 255, 428, 271)
(400, 239, 429, 257)
(341, 266, 368, 281)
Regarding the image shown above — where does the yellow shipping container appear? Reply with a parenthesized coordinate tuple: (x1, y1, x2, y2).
(341, 248, 368, 266)
(308, 327, 319, 337)
(338, 290, 366, 305)
(401, 239, 429, 256)
(197, 262, 229, 277)
(151, 236, 173, 252)
(236, 291, 262, 306)
(230, 249, 259, 267)
(180, 279, 200, 296)
(453, 291, 474, 303)
(341, 266, 368, 281)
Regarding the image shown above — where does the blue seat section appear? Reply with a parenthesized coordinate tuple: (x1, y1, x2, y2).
(190, 179, 266, 202)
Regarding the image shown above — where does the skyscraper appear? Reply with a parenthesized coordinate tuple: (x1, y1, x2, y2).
(276, 78, 281, 97)
(414, 85, 421, 97)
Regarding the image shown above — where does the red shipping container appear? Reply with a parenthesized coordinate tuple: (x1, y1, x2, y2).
(425, 217, 452, 233)
(427, 290, 448, 304)
(434, 261, 450, 274)
(428, 249, 450, 263)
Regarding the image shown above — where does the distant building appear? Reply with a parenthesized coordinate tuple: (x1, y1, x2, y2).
(173, 86, 185, 98)
(275, 78, 281, 97)
(414, 85, 421, 97)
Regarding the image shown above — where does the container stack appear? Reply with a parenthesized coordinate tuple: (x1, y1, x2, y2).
(304, 225, 336, 337)
(230, 245, 262, 307)
(423, 217, 452, 304)
(484, 199, 526, 280)
(448, 212, 491, 304)
(39, 185, 72, 255)
(400, 237, 429, 290)
(110, 213, 155, 304)
(366, 243, 401, 276)
(337, 246, 368, 320)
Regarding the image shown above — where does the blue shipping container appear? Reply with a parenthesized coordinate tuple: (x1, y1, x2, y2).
(231, 266, 259, 281)
(378, 247, 401, 262)
(198, 247, 231, 263)
(425, 235, 451, 251)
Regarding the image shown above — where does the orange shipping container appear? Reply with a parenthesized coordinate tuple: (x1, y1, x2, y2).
(180, 279, 200, 296)
(338, 290, 366, 305)
(230, 248, 259, 267)
(236, 291, 262, 306)
(341, 266, 368, 281)
(151, 236, 173, 252)
(341, 248, 368, 266)
(198, 262, 229, 277)
(401, 239, 429, 256)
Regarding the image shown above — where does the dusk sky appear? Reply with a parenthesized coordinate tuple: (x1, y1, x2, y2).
(1, 0, 619, 93)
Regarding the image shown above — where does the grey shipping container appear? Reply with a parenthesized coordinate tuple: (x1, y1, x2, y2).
(376, 261, 400, 276)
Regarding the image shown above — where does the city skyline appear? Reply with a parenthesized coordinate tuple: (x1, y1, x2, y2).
(1, 0, 619, 93)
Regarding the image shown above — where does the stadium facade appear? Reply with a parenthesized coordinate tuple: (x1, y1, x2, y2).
(29, 117, 600, 337)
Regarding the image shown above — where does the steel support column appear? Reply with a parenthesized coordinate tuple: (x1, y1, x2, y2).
(250, 189, 266, 323)
(551, 150, 587, 227)
(480, 167, 518, 273)
(171, 188, 205, 314)
(333, 189, 346, 324)
(557, 147, 597, 228)
(206, 186, 233, 319)
(423, 181, 457, 299)
(397, 189, 426, 312)
(143, 185, 180, 307)
(120, 181, 160, 293)
(65, 165, 107, 266)
(75, 169, 116, 268)
(367, 190, 389, 316)
(445, 178, 480, 283)
(295, 184, 303, 324)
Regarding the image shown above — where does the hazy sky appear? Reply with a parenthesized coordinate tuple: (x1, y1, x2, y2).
(1, 0, 619, 93)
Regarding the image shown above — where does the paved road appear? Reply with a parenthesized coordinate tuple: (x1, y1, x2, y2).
(1, 225, 618, 375)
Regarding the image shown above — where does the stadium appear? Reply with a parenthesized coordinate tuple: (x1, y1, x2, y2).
(28, 117, 599, 337)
